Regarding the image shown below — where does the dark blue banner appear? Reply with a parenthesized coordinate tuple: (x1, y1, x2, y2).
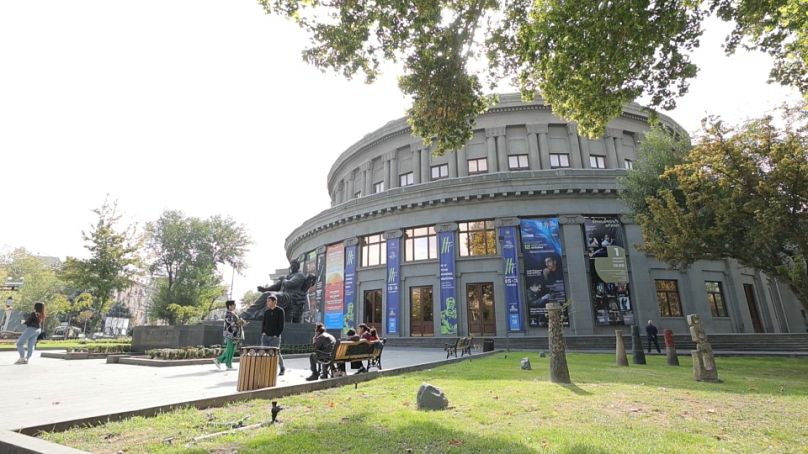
(520, 218, 567, 327)
(438, 231, 458, 335)
(343, 245, 357, 335)
(499, 226, 523, 331)
(385, 237, 400, 334)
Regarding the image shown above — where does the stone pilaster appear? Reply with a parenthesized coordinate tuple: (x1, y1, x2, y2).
(485, 128, 499, 173)
(535, 124, 550, 170)
(526, 124, 542, 170)
(567, 123, 583, 169)
(558, 215, 594, 334)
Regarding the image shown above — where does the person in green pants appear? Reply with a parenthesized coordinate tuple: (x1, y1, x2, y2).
(214, 300, 242, 370)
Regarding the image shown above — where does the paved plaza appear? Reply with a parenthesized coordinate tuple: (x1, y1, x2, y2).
(0, 347, 451, 432)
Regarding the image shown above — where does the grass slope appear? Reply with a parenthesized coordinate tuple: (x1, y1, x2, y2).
(42, 353, 808, 453)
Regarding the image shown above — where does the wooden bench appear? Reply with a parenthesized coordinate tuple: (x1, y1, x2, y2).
(318, 339, 386, 377)
(445, 336, 473, 358)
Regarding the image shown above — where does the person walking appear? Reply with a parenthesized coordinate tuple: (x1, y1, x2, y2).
(214, 300, 242, 370)
(261, 294, 286, 376)
(646, 320, 662, 354)
(15, 302, 45, 365)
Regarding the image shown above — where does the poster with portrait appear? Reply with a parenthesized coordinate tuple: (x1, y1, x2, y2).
(584, 217, 633, 326)
(520, 218, 568, 327)
(324, 244, 345, 329)
(303, 250, 320, 323)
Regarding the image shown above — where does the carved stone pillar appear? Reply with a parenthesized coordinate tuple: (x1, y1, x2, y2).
(567, 123, 583, 169)
(526, 124, 542, 170)
(536, 124, 550, 170)
(485, 128, 499, 173)
(496, 131, 508, 172)
(363, 162, 372, 197)
(383, 156, 391, 191)
(447, 150, 458, 178)
(558, 214, 594, 334)
(411, 144, 421, 184)
(604, 128, 620, 169)
(420, 148, 430, 182)
(390, 152, 399, 189)
(457, 147, 468, 177)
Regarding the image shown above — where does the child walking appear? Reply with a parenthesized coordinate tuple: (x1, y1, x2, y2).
(15, 302, 45, 365)
(214, 300, 243, 370)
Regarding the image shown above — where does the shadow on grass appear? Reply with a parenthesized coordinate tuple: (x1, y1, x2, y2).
(558, 383, 592, 396)
(229, 415, 610, 454)
(428, 353, 808, 397)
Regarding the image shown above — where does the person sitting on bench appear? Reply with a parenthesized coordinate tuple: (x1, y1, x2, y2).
(306, 323, 336, 381)
(335, 328, 361, 376)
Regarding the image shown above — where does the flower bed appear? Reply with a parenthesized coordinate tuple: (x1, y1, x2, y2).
(65, 344, 132, 354)
(144, 344, 314, 360)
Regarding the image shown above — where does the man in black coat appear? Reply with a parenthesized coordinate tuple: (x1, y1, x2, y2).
(261, 294, 286, 375)
(646, 320, 662, 354)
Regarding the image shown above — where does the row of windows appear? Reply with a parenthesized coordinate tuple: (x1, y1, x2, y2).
(366, 156, 636, 193)
(655, 280, 729, 318)
(360, 220, 499, 266)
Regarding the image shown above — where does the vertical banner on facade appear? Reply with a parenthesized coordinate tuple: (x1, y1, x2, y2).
(314, 250, 326, 324)
(520, 218, 568, 327)
(584, 217, 633, 326)
(385, 237, 400, 334)
(438, 231, 458, 335)
(499, 226, 523, 332)
(324, 244, 345, 329)
(343, 245, 357, 335)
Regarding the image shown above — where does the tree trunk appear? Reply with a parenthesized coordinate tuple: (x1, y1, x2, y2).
(548, 303, 571, 384)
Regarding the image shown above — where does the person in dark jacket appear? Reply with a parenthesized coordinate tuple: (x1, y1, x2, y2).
(15, 302, 45, 365)
(306, 323, 336, 381)
(646, 320, 662, 354)
(261, 294, 286, 375)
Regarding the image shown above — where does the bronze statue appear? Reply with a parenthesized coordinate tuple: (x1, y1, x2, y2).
(243, 259, 316, 323)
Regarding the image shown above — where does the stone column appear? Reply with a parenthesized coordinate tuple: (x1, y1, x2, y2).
(447, 151, 458, 178)
(363, 162, 372, 197)
(621, 217, 655, 328)
(345, 175, 354, 200)
(567, 123, 583, 168)
(496, 129, 508, 172)
(526, 124, 541, 170)
(536, 124, 550, 170)
(723, 258, 746, 333)
(485, 128, 499, 173)
(390, 152, 399, 189)
(615, 330, 629, 366)
(548, 302, 571, 384)
(420, 148, 430, 182)
(579, 137, 592, 169)
(559, 215, 594, 334)
(457, 147, 468, 177)
(604, 129, 619, 169)
(411, 144, 422, 184)
(383, 156, 392, 191)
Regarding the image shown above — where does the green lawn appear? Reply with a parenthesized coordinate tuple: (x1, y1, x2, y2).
(41, 353, 808, 453)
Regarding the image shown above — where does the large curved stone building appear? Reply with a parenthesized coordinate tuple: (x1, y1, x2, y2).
(286, 94, 805, 340)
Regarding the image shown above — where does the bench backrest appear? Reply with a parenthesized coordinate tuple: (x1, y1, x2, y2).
(334, 340, 375, 361)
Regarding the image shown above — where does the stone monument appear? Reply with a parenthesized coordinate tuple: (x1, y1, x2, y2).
(687, 314, 720, 382)
(664, 329, 679, 366)
(242, 259, 315, 323)
(631, 325, 647, 365)
(615, 330, 629, 367)
(547, 302, 571, 384)
(417, 383, 449, 410)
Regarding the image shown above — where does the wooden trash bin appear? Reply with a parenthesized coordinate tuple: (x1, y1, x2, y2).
(237, 346, 280, 392)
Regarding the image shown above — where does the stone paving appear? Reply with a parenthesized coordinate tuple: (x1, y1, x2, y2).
(0, 347, 451, 432)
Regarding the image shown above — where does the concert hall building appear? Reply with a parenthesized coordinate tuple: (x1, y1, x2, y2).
(286, 93, 806, 339)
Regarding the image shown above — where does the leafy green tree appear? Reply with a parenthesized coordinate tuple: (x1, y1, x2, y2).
(258, 0, 806, 154)
(61, 199, 141, 329)
(622, 105, 808, 310)
(0, 248, 69, 331)
(240, 289, 262, 311)
(145, 211, 250, 325)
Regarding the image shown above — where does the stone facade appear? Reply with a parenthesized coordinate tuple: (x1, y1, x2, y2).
(284, 94, 805, 338)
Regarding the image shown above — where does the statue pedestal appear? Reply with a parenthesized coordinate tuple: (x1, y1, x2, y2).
(242, 322, 323, 346)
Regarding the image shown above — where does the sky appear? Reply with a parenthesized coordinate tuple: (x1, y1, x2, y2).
(0, 1, 802, 304)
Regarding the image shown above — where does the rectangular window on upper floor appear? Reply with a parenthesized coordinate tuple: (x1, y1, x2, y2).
(431, 164, 449, 180)
(550, 153, 570, 168)
(655, 279, 683, 317)
(361, 233, 387, 267)
(706, 281, 729, 317)
(508, 154, 529, 170)
(625, 159, 634, 170)
(373, 181, 384, 194)
(404, 226, 437, 261)
(589, 155, 606, 169)
(400, 172, 414, 187)
(468, 158, 488, 175)
(458, 220, 497, 256)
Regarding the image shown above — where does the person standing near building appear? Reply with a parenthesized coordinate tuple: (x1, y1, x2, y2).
(646, 320, 662, 354)
(261, 294, 286, 376)
(15, 302, 45, 365)
(214, 300, 242, 370)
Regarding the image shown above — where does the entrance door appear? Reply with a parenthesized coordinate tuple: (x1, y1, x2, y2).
(743, 284, 765, 333)
(363, 289, 382, 333)
(410, 286, 434, 337)
(467, 282, 496, 336)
